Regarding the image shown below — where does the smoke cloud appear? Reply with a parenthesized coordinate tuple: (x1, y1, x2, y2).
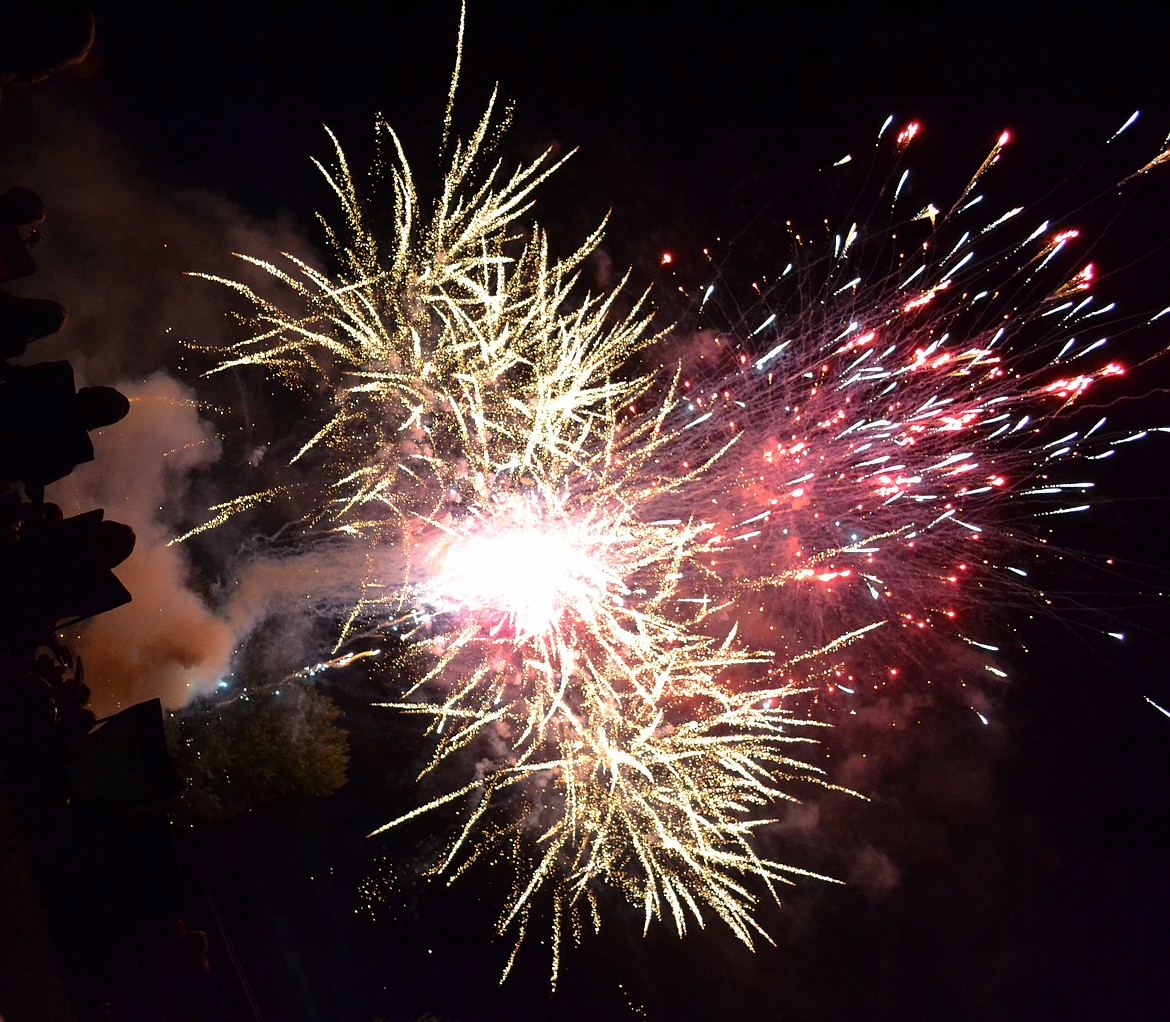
(48, 373, 234, 711)
(1, 92, 320, 712)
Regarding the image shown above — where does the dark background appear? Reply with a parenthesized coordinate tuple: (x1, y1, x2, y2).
(7, 2, 1170, 1019)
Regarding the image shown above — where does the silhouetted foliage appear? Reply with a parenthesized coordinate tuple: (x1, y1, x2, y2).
(167, 682, 350, 821)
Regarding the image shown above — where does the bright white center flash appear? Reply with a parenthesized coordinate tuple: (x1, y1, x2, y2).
(430, 524, 602, 636)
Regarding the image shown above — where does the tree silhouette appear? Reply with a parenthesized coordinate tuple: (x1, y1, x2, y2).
(168, 682, 349, 821)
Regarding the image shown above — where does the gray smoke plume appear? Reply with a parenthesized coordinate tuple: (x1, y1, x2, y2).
(2, 92, 325, 712)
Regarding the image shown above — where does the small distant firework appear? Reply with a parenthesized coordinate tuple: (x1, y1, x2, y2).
(192, 21, 1169, 985)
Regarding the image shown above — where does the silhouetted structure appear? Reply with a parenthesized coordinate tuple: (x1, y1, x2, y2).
(0, 11, 175, 1021)
(0, 503, 134, 652)
(0, 185, 68, 358)
(0, 360, 130, 501)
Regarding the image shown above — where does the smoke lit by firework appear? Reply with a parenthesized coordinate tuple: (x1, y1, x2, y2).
(185, 23, 1170, 985)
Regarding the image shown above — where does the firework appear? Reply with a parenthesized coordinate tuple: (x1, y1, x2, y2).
(192, 25, 1168, 984)
(674, 116, 1168, 693)
(192, 40, 848, 978)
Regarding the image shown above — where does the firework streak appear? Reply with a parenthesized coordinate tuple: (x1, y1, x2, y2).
(190, 56, 1169, 983)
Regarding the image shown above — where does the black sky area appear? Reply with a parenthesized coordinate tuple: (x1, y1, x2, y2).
(6, 2, 1170, 1020)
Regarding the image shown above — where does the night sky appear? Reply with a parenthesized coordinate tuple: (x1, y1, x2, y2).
(4, 3, 1170, 1020)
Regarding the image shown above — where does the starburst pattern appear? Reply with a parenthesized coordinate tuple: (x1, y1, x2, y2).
(191, 33, 1168, 984)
